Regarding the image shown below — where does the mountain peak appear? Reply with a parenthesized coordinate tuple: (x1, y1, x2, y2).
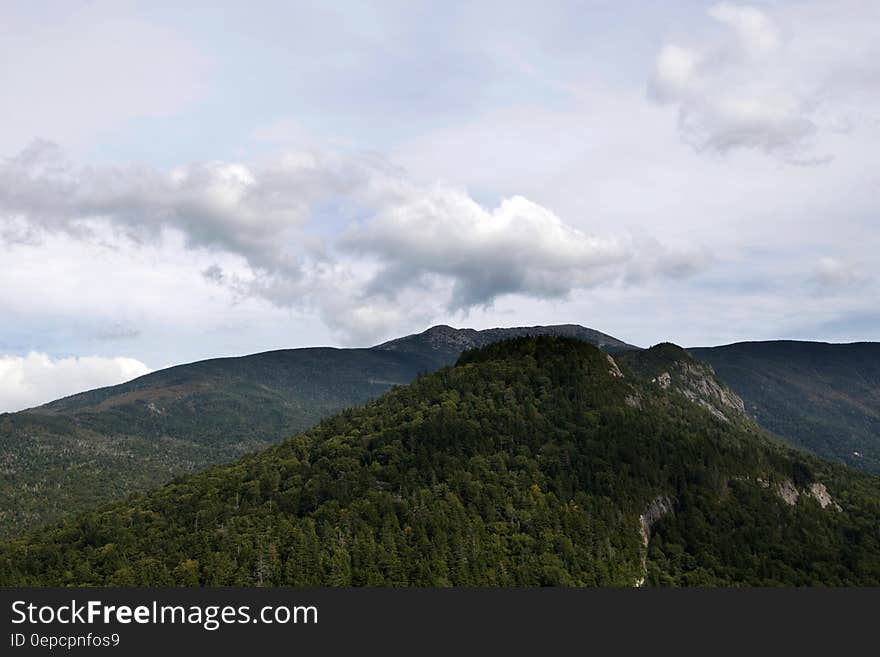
(618, 343, 748, 424)
(373, 323, 637, 369)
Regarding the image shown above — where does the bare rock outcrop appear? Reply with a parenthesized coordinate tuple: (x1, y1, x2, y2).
(806, 482, 843, 511)
(636, 495, 673, 587)
(667, 361, 746, 423)
(776, 479, 800, 506)
(773, 479, 842, 511)
(606, 355, 624, 378)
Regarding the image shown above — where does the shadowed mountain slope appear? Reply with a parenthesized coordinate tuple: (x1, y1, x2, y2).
(690, 341, 880, 474)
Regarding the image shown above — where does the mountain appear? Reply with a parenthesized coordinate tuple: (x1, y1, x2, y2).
(375, 323, 637, 368)
(690, 341, 880, 474)
(3, 337, 878, 586)
(616, 343, 748, 425)
(0, 347, 434, 535)
(1, 324, 632, 535)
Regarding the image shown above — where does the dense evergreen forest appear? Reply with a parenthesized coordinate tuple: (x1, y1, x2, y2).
(2, 337, 879, 586)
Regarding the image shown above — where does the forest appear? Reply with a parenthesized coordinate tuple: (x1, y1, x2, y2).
(2, 337, 878, 586)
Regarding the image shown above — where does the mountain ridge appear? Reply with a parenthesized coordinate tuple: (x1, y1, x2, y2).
(5, 326, 879, 540)
(3, 336, 877, 587)
(375, 323, 637, 369)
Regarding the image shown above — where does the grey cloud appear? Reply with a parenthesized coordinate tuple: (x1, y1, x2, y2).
(340, 190, 711, 312)
(0, 140, 398, 277)
(202, 264, 225, 284)
(3, 142, 710, 344)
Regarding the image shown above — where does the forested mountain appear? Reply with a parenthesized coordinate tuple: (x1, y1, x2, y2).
(0, 348, 433, 535)
(3, 337, 878, 587)
(1, 324, 631, 535)
(691, 342, 880, 474)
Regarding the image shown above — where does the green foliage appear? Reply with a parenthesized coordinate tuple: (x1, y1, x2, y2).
(2, 337, 878, 586)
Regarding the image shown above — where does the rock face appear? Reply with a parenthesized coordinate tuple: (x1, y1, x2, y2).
(621, 344, 749, 425)
(774, 479, 842, 511)
(806, 483, 843, 511)
(776, 479, 800, 506)
(673, 361, 747, 422)
(654, 364, 743, 420)
(640, 495, 674, 540)
(606, 355, 624, 378)
(636, 495, 673, 587)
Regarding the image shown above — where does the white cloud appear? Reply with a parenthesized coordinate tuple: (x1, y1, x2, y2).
(341, 189, 709, 311)
(0, 140, 334, 275)
(1, 141, 709, 345)
(649, 1, 880, 164)
(0, 352, 151, 413)
(708, 3, 781, 55)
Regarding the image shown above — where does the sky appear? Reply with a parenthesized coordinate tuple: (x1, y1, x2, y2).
(1, 0, 878, 412)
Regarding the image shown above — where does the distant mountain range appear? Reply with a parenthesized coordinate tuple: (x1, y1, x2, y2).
(1, 324, 878, 539)
(375, 323, 636, 366)
(4, 337, 878, 586)
(691, 341, 880, 474)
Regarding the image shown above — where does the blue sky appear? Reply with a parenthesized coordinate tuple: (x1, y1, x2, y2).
(0, 0, 878, 411)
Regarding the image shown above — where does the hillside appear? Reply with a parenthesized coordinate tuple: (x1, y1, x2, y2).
(691, 342, 880, 474)
(1, 324, 631, 535)
(3, 337, 878, 587)
(0, 348, 431, 535)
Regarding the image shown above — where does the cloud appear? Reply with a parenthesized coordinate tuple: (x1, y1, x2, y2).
(341, 189, 710, 311)
(0, 140, 414, 345)
(708, 3, 782, 55)
(649, 1, 880, 164)
(1, 141, 709, 344)
(0, 352, 151, 413)
(0, 140, 399, 275)
(809, 257, 866, 292)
